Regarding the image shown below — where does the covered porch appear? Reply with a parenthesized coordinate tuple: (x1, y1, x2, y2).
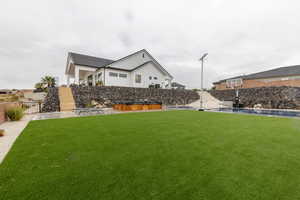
(65, 64, 98, 86)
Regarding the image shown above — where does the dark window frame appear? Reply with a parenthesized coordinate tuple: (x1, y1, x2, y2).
(109, 72, 118, 77)
(119, 73, 127, 78)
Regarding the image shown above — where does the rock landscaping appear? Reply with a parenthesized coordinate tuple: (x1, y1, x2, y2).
(70, 85, 199, 108)
(41, 88, 60, 112)
(210, 86, 300, 109)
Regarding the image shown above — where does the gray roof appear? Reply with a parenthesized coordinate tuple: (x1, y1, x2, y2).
(214, 65, 300, 84)
(69, 52, 114, 68)
(68, 50, 173, 78)
(105, 61, 153, 71)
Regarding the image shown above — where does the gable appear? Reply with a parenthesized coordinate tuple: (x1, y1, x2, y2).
(133, 61, 169, 78)
(108, 49, 173, 78)
(108, 50, 151, 70)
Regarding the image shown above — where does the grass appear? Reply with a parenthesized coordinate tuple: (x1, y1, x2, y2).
(1, 110, 300, 199)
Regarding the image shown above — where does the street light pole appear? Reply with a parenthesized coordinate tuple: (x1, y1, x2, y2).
(199, 53, 208, 111)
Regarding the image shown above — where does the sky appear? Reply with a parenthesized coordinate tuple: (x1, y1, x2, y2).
(1, 0, 300, 89)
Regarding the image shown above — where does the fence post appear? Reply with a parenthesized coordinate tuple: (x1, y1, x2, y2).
(38, 101, 42, 113)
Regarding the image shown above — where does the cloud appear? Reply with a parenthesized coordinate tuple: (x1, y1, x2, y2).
(1, 0, 300, 89)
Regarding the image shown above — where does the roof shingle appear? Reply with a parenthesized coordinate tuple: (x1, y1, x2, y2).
(69, 52, 114, 68)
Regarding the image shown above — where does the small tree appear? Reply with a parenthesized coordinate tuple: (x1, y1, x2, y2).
(34, 76, 56, 92)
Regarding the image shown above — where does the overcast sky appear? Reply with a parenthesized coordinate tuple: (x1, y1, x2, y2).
(1, 0, 300, 89)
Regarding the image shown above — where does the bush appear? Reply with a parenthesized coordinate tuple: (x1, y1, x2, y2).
(85, 103, 94, 108)
(5, 107, 24, 121)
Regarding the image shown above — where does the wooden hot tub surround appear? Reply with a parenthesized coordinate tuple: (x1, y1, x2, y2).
(113, 101, 162, 111)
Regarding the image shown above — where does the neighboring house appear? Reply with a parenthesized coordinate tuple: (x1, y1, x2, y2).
(0, 90, 11, 95)
(0, 89, 19, 95)
(213, 65, 300, 90)
(65, 49, 173, 88)
(171, 82, 186, 89)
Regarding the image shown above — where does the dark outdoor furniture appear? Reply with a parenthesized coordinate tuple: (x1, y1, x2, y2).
(73, 108, 104, 115)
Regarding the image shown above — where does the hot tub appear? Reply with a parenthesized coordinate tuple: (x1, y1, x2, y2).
(113, 101, 162, 111)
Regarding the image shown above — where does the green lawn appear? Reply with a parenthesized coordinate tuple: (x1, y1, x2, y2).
(1, 111, 300, 200)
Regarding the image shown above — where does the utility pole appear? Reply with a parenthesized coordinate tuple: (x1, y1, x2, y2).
(199, 53, 208, 111)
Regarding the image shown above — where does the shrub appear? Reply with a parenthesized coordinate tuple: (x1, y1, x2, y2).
(10, 94, 19, 102)
(5, 107, 24, 121)
(85, 103, 94, 108)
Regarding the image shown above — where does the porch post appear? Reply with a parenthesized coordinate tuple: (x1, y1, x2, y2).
(66, 75, 70, 87)
(75, 67, 80, 85)
(93, 74, 96, 86)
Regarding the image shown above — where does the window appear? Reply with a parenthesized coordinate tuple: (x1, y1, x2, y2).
(109, 72, 118, 77)
(149, 76, 152, 80)
(119, 73, 127, 78)
(142, 53, 145, 58)
(135, 74, 142, 83)
(154, 77, 158, 80)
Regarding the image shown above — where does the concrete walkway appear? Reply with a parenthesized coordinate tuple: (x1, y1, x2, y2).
(188, 91, 232, 109)
(188, 91, 221, 109)
(32, 108, 167, 121)
(0, 115, 33, 164)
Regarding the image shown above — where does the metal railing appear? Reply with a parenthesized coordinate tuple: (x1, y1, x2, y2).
(21, 101, 42, 114)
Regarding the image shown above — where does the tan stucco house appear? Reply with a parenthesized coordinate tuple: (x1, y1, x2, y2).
(213, 65, 300, 90)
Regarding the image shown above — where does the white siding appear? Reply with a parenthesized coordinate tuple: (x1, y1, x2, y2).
(105, 69, 131, 87)
(103, 63, 171, 88)
(132, 62, 170, 88)
(109, 50, 152, 70)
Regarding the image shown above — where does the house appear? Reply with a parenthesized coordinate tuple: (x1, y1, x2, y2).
(171, 82, 186, 89)
(213, 65, 300, 90)
(65, 49, 173, 88)
(0, 90, 11, 95)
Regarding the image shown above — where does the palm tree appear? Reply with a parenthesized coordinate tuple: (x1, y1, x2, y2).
(41, 76, 56, 88)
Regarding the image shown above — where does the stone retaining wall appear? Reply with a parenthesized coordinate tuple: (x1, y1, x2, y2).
(41, 88, 60, 112)
(71, 86, 200, 108)
(209, 86, 300, 109)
